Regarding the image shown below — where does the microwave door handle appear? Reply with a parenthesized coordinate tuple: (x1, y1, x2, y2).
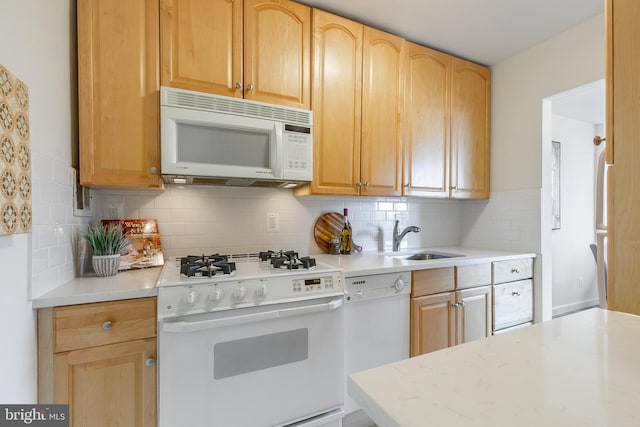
(272, 122, 283, 178)
(161, 297, 343, 333)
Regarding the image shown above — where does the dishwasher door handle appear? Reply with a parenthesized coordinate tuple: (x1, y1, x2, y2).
(162, 298, 343, 333)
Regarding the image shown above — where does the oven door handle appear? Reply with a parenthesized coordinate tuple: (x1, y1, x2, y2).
(161, 297, 343, 333)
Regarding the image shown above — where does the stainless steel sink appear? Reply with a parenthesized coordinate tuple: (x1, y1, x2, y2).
(384, 251, 463, 261)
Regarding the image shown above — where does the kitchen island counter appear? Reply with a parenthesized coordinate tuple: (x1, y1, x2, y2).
(348, 308, 639, 427)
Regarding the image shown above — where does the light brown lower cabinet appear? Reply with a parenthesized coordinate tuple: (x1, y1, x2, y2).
(38, 298, 157, 427)
(410, 267, 491, 357)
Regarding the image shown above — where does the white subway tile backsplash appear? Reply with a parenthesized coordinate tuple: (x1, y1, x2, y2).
(92, 186, 464, 255)
(31, 248, 48, 274)
(48, 244, 66, 268)
(377, 202, 393, 211)
(30, 152, 91, 298)
(38, 225, 58, 248)
(460, 188, 540, 252)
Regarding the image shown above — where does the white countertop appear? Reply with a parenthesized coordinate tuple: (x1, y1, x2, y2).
(32, 267, 160, 308)
(348, 308, 640, 427)
(316, 246, 536, 277)
(31, 246, 535, 308)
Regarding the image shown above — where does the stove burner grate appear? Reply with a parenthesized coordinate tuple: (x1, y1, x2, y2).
(180, 254, 237, 278)
(259, 250, 316, 270)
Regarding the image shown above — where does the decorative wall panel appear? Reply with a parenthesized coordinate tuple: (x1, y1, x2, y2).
(0, 64, 31, 235)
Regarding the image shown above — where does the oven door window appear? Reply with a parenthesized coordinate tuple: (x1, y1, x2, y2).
(214, 328, 308, 379)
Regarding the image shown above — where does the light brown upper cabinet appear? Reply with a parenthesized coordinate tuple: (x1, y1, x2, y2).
(78, 0, 162, 188)
(361, 27, 404, 197)
(450, 58, 491, 199)
(403, 43, 451, 197)
(160, 0, 311, 110)
(296, 9, 403, 196)
(403, 46, 490, 199)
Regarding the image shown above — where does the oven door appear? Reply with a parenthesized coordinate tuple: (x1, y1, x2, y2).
(158, 296, 344, 427)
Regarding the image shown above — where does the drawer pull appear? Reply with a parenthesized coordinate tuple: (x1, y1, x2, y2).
(102, 320, 113, 331)
(512, 291, 521, 296)
(511, 268, 520, 274)
(145, 357, 156, 367)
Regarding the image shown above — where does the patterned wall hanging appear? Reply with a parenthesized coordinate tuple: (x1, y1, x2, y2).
(0, 64, 31, 235)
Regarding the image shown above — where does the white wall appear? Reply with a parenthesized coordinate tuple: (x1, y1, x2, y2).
(0, 0, 86, 402)
(491, 14, 605, 192)
(550, 115, 598, 316)
(475, 13, 605, 322)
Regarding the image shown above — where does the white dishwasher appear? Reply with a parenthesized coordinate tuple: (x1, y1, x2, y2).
(343, 272, 411, 427)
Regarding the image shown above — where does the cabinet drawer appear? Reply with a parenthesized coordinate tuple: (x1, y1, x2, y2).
(455, 263, 491, 289)
(412, 268, 454, 297)
(492, 258, 533, 284)
(54, 298, 157, 353)
(493, 280, 532, 331)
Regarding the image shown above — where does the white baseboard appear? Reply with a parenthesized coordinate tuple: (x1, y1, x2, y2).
(552, 298, 599, 318)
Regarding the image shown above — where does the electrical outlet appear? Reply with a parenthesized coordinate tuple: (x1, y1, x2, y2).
(103, 202, 124, 219)
(266, 212, 280, 233)
(578, 276, 584, 288)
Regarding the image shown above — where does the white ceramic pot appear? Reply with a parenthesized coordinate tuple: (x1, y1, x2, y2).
(92, 254, 120, 277)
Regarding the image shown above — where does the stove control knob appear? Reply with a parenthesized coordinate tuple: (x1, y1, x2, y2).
(393, 277, 406, 292)
(208, 287, 224, 303)
(233, 285, 247, 301)
(183, 290, 200, 306)
(255, 283, 269, 298)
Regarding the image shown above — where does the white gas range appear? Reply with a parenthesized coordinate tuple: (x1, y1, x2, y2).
(157, 251, 345, 427)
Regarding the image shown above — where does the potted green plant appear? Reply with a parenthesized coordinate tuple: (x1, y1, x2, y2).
(82, 223, 124, 277)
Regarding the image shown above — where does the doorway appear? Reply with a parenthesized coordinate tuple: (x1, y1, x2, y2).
(542, 79, 605, 317)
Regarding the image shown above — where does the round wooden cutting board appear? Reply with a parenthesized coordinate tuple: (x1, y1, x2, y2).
(313, 212, 361, 253)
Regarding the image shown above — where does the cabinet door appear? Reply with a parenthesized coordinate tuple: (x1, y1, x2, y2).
(78, 0, 161, 188)
(360, 27, 404, 197)
(404, 42, 451, 197)
(410, 292, 456, 357)
(450, 58, 490, 199)
(456, 286, 492, 345)
(308, 9, 362, 195)
(160, 0, 243, 97)
(244, 0, 311, 109)
(54, 338, 157, 427)
(607, 0, 640, 315)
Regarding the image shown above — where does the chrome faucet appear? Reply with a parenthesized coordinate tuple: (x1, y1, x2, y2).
(392, 220, 421, 251)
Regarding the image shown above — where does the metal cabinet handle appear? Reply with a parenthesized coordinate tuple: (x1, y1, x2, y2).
(355, 182, 361, 190)
(511, 268, 520, 274)
(235, 82, 242, 89)
(512, 291, 521, 296)
(102, 320, 112, 331)
(363, 181, 369, 191)
(246, 83, 254, 91)
(149, 166, 157, 174)
(145, 357, 156, 367)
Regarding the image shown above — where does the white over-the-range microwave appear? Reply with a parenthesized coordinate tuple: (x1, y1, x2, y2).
(160, 86, 313, 188)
